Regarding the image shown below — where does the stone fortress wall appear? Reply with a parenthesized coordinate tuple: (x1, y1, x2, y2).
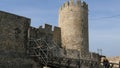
(29, 24, 61, 47)
(29, 23, 100, 60)
(28, 24, 100, 68)
(0, 0, 102, 68)
(0, 10, 100, 68)
(0, 11, 36, 68)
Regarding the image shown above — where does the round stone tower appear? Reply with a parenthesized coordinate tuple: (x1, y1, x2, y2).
(58, 0, 89, 54)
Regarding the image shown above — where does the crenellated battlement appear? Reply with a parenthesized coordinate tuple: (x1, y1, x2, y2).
(30, 27, 37, 31)
(53, 26, 61, 46)
(30, 24, 52, 35)
(59, 0, 89, 12)
(54, 26, 61, 32)
(30, 24, 61, 38)
(31, 24, 60, 33)
(81, 1, 88, 10)
(45, 24, 52, 32)
(29, 24, 61, 47)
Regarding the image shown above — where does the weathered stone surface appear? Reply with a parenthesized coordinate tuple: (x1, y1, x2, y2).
(58, 0, 89, 54)
(0, 11, 36, 68)
(58, 1, 100, 68)
(0, 57, 36, 68)
(29, 24, 61, 47)
(0, 11, 30, 56)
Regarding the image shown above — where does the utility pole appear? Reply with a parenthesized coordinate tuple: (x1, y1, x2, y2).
(97, 49, 102, 55)
(100, 49, 102, 55)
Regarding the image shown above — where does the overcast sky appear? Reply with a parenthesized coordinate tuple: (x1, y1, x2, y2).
(0, 0, 120, 57)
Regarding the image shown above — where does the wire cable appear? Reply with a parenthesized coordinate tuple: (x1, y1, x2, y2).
(90, 14, 120, 20)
